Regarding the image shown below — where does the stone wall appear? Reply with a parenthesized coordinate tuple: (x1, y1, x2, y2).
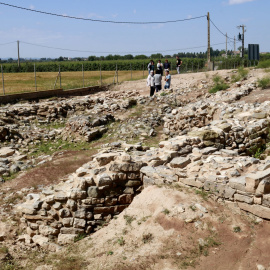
(0, 86, 108, 105)
(16, 151, 145, 248)
(163, 99, 270, 155)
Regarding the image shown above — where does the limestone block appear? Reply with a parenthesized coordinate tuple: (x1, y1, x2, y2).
(238, 203, 270, 219)
(59, 208, 72, 218)
(179, 178, 203, 188)
(39, 225, 59, 236)
(234, 194, 253, 204)
(0, 147, 15, 158)
(118, 194, 133, 204)
(73, 218, 86, 229)
(62, 218, 74, 227)
(245, 169, 270, 193)
(229, 177, 246, 192)
(170, 157, 191, 169)
(256, 180, 270, 195)
(32, 235, 49, 247)
(58, 234, 76, 245)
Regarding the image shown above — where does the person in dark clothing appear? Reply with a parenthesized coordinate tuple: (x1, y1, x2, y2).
(157, 60, 163, 76)
(147, 60, 154, 74)
(163, 59, 171, 71)
(176, 56, 182, 74)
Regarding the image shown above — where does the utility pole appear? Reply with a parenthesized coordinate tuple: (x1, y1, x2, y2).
(226, 33, 228, 58)
(207, 12, 210, 63)
(237, 25, 246, 58)
(234, 36, 236, 56)
(17, 40, 20, 67)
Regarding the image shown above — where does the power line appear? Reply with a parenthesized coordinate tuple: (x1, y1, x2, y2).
(0, 41, 17, 46)
(210, 19, 234, 41)
(20, 41, 227, 54)
(0, 2, 206, 24)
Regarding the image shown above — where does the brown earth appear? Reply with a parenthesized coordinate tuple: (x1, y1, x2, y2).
(31, 185, 270, 270)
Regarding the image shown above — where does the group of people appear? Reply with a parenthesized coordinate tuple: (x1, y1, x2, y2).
(146, 56, 182, 97)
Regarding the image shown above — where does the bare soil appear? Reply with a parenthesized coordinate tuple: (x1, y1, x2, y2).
(37, 185, 270, 270)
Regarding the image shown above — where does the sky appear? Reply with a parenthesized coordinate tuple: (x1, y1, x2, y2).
(0, 0, 269, 59)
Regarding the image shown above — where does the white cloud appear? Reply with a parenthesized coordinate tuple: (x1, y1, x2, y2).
(228, 0, 255, 5)
(187, 15, 193, 19)
(112, 14, 118, 18)
(29, 4, 35, 10)
(133, 9, 136, 14)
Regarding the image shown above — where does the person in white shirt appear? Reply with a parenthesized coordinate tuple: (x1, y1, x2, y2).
(147, 70, 155, 96)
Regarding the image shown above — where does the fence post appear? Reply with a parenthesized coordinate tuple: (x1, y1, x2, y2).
(34, 63, 37, 92)
(143, 63, 144, 77)
(100, 64, 102, 86)
(82, 64, 84, 88)
(130, 63, 132, 80)
(59, 65, 62, 88)
(1, 65, 5, 96)
(116, 64, 118, 84)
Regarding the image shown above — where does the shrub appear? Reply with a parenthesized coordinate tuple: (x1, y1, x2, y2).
(257, 59, 270, 69)
(257, 76, 270, 89)
(238, 66, 249, 79)
(233, 226, 241, 233)
(209, 75, 229, 93)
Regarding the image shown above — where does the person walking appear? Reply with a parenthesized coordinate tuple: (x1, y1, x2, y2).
(176, 56, 182, 74)
(163, 59, 171, 71)
(164, 69, 171, 89)
(147, 70, 155, 96)
(154, 69, 162, 92)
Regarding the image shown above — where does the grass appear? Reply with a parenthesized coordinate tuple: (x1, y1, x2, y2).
(257, 59, 270, 69)
(2, 172, 20, 183)
(117, 237, 125, 246)
(74, 233, 87, 243)
(28, 139, 92, 157)
(162, 208, 170, 215)
(137, 215, 151, 225)
(257, 76, 270, 89)
(189, 205, 197, 212)
(209, 75, 229, 93)
(36, 121, 66, 130)
(248, 144, 266, 159)
(123, 215, 136, 225)
(231, 66, 249, 83)
(0, 70, 146, 95)
(195, 189, 209, 201)
(142, 233, 154, 244)
(233, 226, 241, 233)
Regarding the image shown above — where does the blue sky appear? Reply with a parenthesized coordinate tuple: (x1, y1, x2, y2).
(0, 0, 268, 58)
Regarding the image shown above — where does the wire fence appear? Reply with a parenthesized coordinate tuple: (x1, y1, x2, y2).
(0, 59, 260, 96)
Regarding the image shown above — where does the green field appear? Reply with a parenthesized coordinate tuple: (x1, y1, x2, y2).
(0, 70, 148, 95)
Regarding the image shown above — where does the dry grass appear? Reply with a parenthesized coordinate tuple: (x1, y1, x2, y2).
(0, 70, 146, 95)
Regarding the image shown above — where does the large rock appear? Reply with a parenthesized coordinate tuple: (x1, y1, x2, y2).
(58, 234, 76, 245)
(238, 203, 270, 219)
(170, 157, 191, 169)
(0, 147, 15, 158)
(245, 169, 270, 193)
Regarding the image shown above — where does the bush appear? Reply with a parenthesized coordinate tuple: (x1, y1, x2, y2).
(238, 66, 249, 79)
(258, 76, 270, 89)
(209, 75, 229, 93)
(257, 59, 270, 69)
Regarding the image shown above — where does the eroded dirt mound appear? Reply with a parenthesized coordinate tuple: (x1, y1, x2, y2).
(34, 185, 270, 270)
